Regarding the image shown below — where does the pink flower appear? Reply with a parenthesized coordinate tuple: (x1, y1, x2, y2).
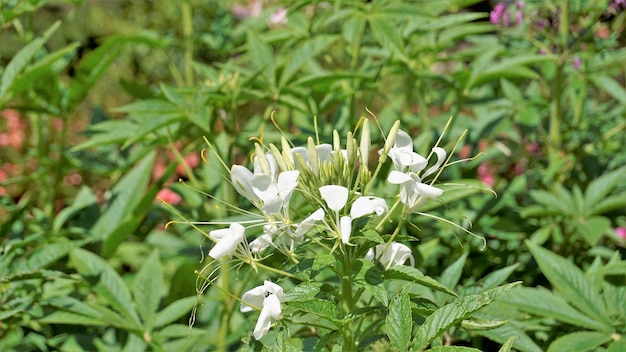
(157, 188, 182, 205)
(176, 153, 200, 177)
(616, 227, 626, 240)
(268, 8, 288, 27)
(573, 56, 581, 70)
(490, 3, 507, 25)
(478, 163, 495, 187)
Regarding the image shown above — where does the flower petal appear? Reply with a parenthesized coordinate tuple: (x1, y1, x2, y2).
(209, 223, 245, 259)
(231, 165, 259, 202)
(240, 285, 266, 313)
(249, 234, 273, 253)
(414, 182, 443, 199)
(340, 216, 352, 244)
(394, 130, 414, 152)
(350, 197, 375, 219)
(387, 170, 413, 184)
(263, 280, 285, 302)
(319, 185, 349, 212)
(277, 170, 299, 207)
(422, 147, 447, 178)
(253, 305, 273, 340)
(251, 174, 281, 214)
(295, 208, 325, 238)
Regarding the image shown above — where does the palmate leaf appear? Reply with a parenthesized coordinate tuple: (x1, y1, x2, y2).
(279, 35, 337, 87)
(368, 14, 408, 62)
(584, 166, 626, 212)
(153, 296, 197, 329)
(546, 331, 613, 352)
(412, 282, 521, 351)
(288, 299, 341, 324)
(526, 241, 613, 332)
(477, 321, 543, 352)
(354, 259, 388, 306)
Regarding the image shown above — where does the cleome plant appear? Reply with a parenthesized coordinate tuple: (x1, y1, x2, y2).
(167, 116, 520, 351)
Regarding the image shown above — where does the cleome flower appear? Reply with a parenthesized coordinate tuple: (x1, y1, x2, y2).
(365, 242, 415, 269)
(386, 130, 446, 211)
(240, 281, 286, 339)
(319, 185, 387, 244)
(208, 222, 246, 260)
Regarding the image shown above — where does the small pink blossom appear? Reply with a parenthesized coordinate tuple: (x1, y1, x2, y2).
(268, 8, 288, 28)
(616, 227, 626, 240)
(157, 188, 182, 205)
(176, 153, 200, 176)
(573, 56, 581, 70)
(478, 163, 495, 187)
(232, 0, 262, 20)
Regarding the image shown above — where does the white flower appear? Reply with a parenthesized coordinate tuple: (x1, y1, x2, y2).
(365, 242, 415, 269)
(319, 185, 387, 244)
(386, 130, 446, 210)
(209, 223, 245, 259)
(241, 281, 286, 339)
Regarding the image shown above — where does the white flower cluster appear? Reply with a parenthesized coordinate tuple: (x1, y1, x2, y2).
(206, 121, 448, 339)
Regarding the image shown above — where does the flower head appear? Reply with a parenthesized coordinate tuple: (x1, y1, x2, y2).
(365, 242, 415, 269)
(241, 281, 285, 339)
(209, 223, 246, 259)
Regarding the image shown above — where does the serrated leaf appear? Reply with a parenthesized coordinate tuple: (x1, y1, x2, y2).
(577, 216, 610, 247)
(70, 248, 142, 328)
(477, 322, 543, 352)
(501, 286, 609, 331)
(133, 250, 162, 328)
(412, 282, 520, 350)
(498, 337, 516, 352)
(386, 265, 457, 297)
(546, 331, 612, 352)
(354, 259, 387, 306)
(285, 281, 323, 302)
(526, 241, 613, 331)
(21, 240, 87, 272)
(439, 252, 467, 292)
(71, 120, 138, 151)
(461, 317, 507, 331)
(0, 21, 61, 103)
(312, 254, 336, 271)
(287, 299, 340, 324)
(43, 296, 134, 329)
(53, 186, 98, 231)
(387, 292, 412, 351)
(154, 296, 197, 329)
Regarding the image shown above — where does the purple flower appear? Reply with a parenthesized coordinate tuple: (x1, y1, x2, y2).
(573, 56, 581, 70)
(516, 11, 523, 26)
(490, 3, 507, 25)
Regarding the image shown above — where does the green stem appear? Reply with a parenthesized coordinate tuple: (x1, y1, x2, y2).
(216, 260, 231, 352)
(181, 0, 194, 86)
(340, 251, 355, 351)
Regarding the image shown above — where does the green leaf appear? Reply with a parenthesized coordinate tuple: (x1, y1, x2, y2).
(354, 259, 387, 306)
(43, 296, 135, 329)
(427, 347, 483, 352)
(0, 21, 61, 104)
(53, 186, 98, 231)
(386, 292, 412, 351)
(67, 36, 125, 107)
(526, 241, 613, 331)
(71, 120, 138, 151)
(279, 35, 337, 86)
(92, 152, 155, 257)
(247, 31, 275, 86)
(153, 296, 197, 329)
(460, 317, 506, 331)
(467, 55, 553, 89)
(501, 286, 610, 331)
(386, 265, 458, 297)
(368, 15, 408, 62)
(546, 331, 612, 352)
(133, 250, 163, 328)
(585, 166, 626, 212)
(312, 253, 336, 271)
(577, 216, 610, 247)
(477, 321, 543, 352)
(285, 281, 323, 302)
(70, 248, 142, 328)
(22, 240, 87, 272)
(590, 75, 626, 105)
(608, 340, 626, 352)
(438, 252, 467, 292)
(591, 194, 626, 215)
(287, 299, 340, 324)
(419, 180, 488, 212)
(412, 282, 521, 350)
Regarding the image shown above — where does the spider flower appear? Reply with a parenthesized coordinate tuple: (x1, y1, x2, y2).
(240, 281, 286, 339)
(365, 242, 415, 269)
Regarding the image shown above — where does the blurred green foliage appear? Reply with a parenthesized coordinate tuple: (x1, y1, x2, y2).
(1, 0, 625, 351)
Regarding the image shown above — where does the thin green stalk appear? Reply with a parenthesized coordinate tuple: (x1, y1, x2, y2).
(339, 251, 355, 352)
(181, 0, 194, 86)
